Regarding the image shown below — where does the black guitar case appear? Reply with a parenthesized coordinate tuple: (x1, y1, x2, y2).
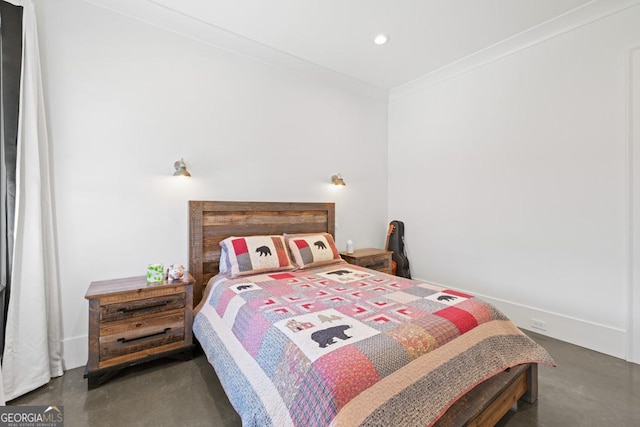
(388, 220, 411, 279)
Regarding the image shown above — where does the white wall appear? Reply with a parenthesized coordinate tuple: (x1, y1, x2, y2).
(35, 0, 388, 369)
(36, 0, 640, 370)
(389, 5, 640, 359)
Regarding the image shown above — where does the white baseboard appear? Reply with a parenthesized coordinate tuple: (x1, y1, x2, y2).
(477, 293, 627, 360)
(63, 335, 88, 371)
(416, 278, 628, 360)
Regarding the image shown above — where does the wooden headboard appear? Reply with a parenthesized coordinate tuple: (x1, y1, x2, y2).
(189, 201, 335, 304)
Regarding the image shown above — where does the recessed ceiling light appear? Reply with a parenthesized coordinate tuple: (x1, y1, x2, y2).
(373, 33, 390, 45)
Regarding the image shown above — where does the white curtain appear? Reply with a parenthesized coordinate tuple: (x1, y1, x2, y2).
(1, 0, 63, 402)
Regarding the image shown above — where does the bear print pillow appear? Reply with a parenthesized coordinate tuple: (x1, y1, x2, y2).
(219, 235, 295, 277)
(286, 233, 343, 269)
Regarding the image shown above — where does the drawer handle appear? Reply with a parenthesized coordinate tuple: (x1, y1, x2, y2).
(117, 327, 171, 344)
(117, 301, 169, 313)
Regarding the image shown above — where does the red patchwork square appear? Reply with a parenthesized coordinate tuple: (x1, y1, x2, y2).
(435, 306, 479, 334)
(294, 239, 310, 249)
(313, 346, 379, 410)
(231, 238, 249, 255)
(269, 272, 296, 280)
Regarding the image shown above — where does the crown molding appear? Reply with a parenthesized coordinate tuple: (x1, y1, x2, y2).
(81, 0, 388, 101)
(76, 0, 640, 105)
(390, 0, 640, 103)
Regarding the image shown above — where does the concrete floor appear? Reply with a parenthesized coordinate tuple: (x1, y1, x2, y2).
(7, 331, 640, 426)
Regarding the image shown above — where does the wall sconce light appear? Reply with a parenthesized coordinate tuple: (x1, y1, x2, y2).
(173, 158, 191, 177)
(331, 173, 346, 186)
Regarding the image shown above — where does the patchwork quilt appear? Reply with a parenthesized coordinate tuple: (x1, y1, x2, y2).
(193, 263, 555, 427)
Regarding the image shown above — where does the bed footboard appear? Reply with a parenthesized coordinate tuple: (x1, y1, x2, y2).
(435, 363, 537, 426)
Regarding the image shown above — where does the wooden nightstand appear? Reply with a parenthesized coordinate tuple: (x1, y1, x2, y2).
(340, 248, 393, 274)
(84, 274, 195, 388)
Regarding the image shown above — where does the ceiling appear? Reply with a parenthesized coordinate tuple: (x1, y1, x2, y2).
(91, 0, 637, 92)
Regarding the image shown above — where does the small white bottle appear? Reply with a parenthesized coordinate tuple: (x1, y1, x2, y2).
(346, 239, 354, 254)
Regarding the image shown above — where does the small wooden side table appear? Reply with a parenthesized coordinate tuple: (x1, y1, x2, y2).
(84, 273, 195, 388)
(340, 248, 393, 274)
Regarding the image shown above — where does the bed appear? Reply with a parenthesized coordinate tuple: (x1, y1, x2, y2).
(189, 201, 554, 426)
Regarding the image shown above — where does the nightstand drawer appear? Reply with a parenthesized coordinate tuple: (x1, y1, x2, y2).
(99, 318, 185, 361)
(340, 248, 393, 275)
(99, 309, 185, 336)
(365, 258, 391, 272)
(100, 293, 186, 322)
